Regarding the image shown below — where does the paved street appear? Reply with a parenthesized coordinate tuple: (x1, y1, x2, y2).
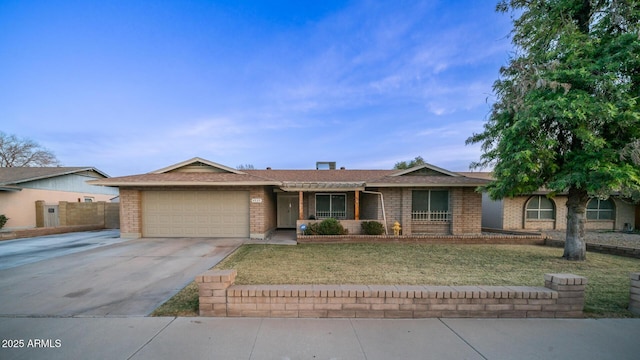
(0, 231, 242, 316)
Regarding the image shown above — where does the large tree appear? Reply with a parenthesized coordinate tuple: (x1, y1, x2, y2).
(467, 0, 640, 260)
(0, 132, 60, 167)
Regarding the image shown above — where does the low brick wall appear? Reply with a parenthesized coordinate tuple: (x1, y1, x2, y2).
(545, 239, 640, 259)
(0, 225, 105, 241)
(298, 234, 544, 245)
(631, 273, 640, 315)
(197, 270, 586, 319)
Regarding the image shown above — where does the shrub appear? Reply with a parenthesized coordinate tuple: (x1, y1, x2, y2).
(361, 221, 385, 235)
(304, 218, 348, 235)
(0, 214, 8, 229)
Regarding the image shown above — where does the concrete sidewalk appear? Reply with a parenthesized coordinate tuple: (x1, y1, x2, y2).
(1, 317, 639, 359)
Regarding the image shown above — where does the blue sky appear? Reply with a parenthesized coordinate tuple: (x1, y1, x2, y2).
(0, 0, 513, 176)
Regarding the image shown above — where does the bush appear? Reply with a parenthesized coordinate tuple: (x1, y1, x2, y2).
(361, 221, 385, 235)
(304, 218, 348, 235)
(0, 214, 8, 229)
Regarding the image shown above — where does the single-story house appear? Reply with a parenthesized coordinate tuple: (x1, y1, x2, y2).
(459, 172, 640, 232)
(89, 157, 489, 239)
(0, 167, 120, 230)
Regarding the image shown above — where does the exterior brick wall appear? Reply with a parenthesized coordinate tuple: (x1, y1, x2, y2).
(378, 187, 482, 236)
(503, 197, 526, 230)
(502, 196, 633, 232)
(630, 273, 640, 315)
(380, 188, 403, 234)
(198, 270, 587, 319)
(250, 186, 277, 239)
(411, 221, 450, 234)
(451, 188, 482, 235)
(119, 188, 142, 238)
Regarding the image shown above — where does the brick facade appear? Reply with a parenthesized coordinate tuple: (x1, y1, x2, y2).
(378, 187, 482, 236)
(119, 188, 142, 238)
(294, 187, 482, 236)
(249, 186, 277, 239)
(119, 185, 484, 239)
(198, 270, 587, 319)
(500, 196, 635, 232)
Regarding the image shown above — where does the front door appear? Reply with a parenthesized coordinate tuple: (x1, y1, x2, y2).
(277, 193, 299, 228)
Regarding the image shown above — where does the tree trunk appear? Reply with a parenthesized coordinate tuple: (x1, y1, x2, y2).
(563, 187, 589, 260)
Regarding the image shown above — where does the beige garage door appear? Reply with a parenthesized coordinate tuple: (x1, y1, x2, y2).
(142, 190, 249, 237)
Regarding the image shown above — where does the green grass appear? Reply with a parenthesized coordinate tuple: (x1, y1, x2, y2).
(152, 244, 640, 317)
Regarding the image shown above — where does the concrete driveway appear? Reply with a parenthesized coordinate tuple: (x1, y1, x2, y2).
(0, 232, 243, 317)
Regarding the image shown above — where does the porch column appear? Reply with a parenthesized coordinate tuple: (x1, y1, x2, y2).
(355, 190, 360, 220)
(298, 191, 304, 220)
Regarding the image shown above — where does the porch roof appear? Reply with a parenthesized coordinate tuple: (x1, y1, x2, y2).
(279, 181, 366, 192)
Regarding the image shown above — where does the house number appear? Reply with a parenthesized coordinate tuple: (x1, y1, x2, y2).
(251, 198, 263, 203)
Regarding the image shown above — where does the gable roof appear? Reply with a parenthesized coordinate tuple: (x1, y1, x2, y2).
(151, 157, 245, 175)
(0, 167, 109, 186)
(89, 158, 489, 188)
(390, 163, 461, 177)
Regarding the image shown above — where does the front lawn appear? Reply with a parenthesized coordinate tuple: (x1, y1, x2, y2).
(151, 244, 640, 317)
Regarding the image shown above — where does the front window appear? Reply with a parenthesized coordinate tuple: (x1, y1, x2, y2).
(315, 194, 346, 219)
(412, 190, 450, 221)
(587, 198, 614, 220)
(526, 196, 555, 220)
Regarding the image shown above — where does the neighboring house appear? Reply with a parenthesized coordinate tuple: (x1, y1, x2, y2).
(459, 172, 639, 232)
(0, 167, 119, 230)
(89, 157, 489, 239)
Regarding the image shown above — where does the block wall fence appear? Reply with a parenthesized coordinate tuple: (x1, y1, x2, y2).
(34, 200, 119, 229)
(197, 270, 587, 319)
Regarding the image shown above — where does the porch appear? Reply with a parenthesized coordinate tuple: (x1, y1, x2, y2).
(276, 186, 459, 236)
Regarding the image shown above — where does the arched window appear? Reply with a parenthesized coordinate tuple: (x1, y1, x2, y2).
(526, 196, 555, 220)
(587, 198, 615, 220)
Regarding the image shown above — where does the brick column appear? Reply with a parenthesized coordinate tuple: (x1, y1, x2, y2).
(197, 269, 237, 317)
(450, 188, 462, 235)
(58, 201, 68, 226)
(120, 189, 142, 238)
(401, 188, 412, 235)
(544, 273, 587, 317)
(630, 273, 640, 315)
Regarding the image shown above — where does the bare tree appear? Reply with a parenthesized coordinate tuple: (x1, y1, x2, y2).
(0, 132, 60, 167)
